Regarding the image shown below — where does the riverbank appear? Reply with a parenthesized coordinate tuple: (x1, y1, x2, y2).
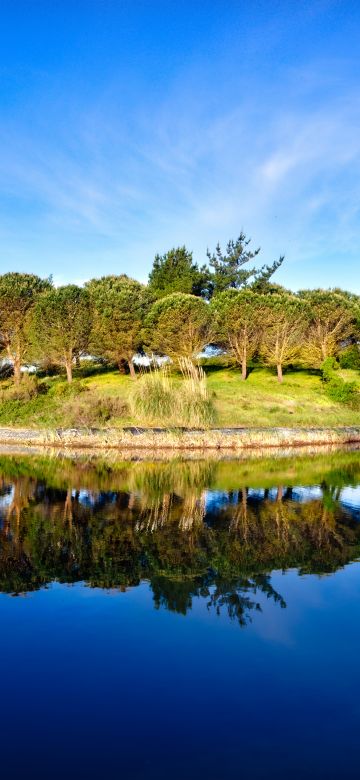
(0, 425, 360, 450)
(1, 366, 360, 430)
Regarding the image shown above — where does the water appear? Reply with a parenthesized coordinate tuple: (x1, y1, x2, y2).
(0, 448, 360, 779)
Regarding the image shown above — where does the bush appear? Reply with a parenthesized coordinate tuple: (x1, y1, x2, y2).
(63, 393, 127, 426)
(321, 357, 339, 382)
(48, 379, 86, 398)
(0, 374, 46, 402)
(339, 345, 360, 370)
(325, 378, 359, 407)
(320, 356, 359, 407)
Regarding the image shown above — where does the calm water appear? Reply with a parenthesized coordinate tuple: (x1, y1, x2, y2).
(1, 449, 360, 779)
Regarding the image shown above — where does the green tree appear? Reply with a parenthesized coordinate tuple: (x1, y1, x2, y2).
(207, 231, 284, 295)
(87, 275, 151, 378)
(299, 289, 356, 367)
(30, 285, 91, 382)
(144, 293, 212, 363)
(149, 246, 211, 299)
(210, 289, 266, 379)
(0, 272, 51, 384)
(260, 294, 308, 383)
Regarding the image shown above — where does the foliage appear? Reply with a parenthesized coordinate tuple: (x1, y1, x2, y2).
(0, 272, 51, 384)
(339, 345, 360, 370)
(87, 275, 151, 377)
(0, 374, 45, 402)
(144, 293, 212, 363)
(321, 357, 359, 407)
(260, 294, 308, 382)
(30, 285, 91, 383)
(210, 289, 267, 379)
(207, 231, 284, 296)
(299, 289, 356, 367)
(148, 246, 211, 299)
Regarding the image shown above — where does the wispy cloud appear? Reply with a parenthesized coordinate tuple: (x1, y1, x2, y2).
(0, 45, 360, 292)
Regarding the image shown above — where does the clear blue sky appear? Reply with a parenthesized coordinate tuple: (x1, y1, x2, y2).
(1, 0, 360, 291)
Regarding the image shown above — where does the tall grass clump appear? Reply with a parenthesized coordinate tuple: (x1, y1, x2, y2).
(178, 357, 216, 427)
(131, 364, 174, 423)
(130, 359, 216, 427)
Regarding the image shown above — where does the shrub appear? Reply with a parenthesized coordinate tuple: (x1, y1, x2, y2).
(325, 378, 359, 407)
(63, 392, 128, 426)
(320, 356, 359, 407)
(321, 357, 339, 382)
(48, 379, 87, 398)
(0, 374, 46, 402)
(339, 345, 360, 370)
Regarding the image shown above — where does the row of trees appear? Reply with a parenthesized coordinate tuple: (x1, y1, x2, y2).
(0, 234, 359, 384)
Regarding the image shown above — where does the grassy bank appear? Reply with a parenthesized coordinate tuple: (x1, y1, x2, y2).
(0, 362, 359, 429)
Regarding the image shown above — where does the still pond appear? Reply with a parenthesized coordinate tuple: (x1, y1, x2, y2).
(0, 448, 360, 779)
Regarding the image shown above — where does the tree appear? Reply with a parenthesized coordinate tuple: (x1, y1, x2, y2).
(210, 289, 266, 379)
(207, 231, 284, 296)
(299, 289, 356, 367)
(148, 246, 211, 299)
(0, 272, 52, 384)
(144, 293, 212, 363)
(30, 285, 91, 382)
(86, 275, 151, 378)
(260, 294, 308, 382)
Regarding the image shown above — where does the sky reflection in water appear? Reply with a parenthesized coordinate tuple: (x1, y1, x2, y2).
(0, 450, 359, 779)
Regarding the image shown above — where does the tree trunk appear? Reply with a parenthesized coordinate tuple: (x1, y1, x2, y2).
(117, 358, 128, 374)
(241, 354, 247, 380)
(13, 355, 21, 385)
(128, 359, 136, 379)
(277, 363, 283, 383)
(65, 360, 73, 383)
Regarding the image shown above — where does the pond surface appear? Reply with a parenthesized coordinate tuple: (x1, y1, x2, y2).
(1, 448, 360, 779)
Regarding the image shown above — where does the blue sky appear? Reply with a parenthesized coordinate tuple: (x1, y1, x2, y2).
(0, 0, 360, 291)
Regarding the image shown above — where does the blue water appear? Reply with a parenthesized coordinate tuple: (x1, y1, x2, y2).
(0, 453, 360, 779)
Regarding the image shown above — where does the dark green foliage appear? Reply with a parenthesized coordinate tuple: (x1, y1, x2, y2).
(325, 378, 359, 407)
(149, 246, 211, 299)
(321, 357, 339, 381)
(321, 357, 359, 407)
(207, 231, 284, 296)
(339, 345, 360, 370)
(86, 275, 151, 376)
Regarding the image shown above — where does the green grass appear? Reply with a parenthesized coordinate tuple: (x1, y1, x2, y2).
(0, 362, 359, 428)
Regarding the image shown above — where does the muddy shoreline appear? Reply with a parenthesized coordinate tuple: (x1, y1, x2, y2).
(0, 425, 359, 451)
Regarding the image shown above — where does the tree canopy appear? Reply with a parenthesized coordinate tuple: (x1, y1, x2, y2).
(30, 285, 91, 382)
(148, 246, 211, 299)
(86, 275, 151, 376)
(211, 289, 266, 379)
(144, 293, 212, 363)
(0, 272, 51, 383)
(260, 294, 308, 382)
(207, 232, 284, 296)
(299, 289, 356, 367)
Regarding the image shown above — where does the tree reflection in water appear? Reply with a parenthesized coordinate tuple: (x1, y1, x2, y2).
(0, 453, 359, 626)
